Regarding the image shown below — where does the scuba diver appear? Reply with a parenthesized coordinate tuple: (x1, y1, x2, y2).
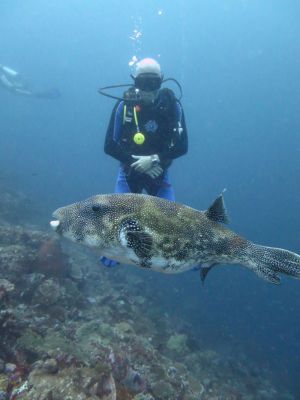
(0, 64, 61, 99)
(102, 57, 188, 199)
(99, 57, 188, 266)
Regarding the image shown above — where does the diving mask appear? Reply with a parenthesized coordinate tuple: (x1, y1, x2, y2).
(134, 73, 162, 92)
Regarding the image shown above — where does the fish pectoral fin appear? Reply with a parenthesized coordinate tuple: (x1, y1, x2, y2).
(200, 262, 218, 284)
(119, 218, 153, 259)
(127, 231, 153, 259)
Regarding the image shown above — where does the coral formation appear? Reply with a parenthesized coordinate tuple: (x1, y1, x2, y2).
(166, 334, 188, 356)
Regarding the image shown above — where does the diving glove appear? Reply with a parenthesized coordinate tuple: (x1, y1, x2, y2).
(145, 165, 163, 179)
(131, 154, 160, 173)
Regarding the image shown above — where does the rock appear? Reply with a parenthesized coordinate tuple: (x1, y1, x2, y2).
(122, 367, 147, 394)
(151, 380, 175, 400)
(69, 262, 84, 282)
(34, 239, 70, 277)
(91, 373, 116, 400)
(0, 374, 8, 391)
(17, 328, 79, 361)
(43, 358, 58, 374)
(0, 391, 6, 400)
(203, 378, 211, 387)
(133, 394, 155, 400)
(23, 367, 116, 400)
(114, 321, 135, 338)
(4, 362, 16, 373)
(36, 278, 63, 306)
(0, 279, 14, 298)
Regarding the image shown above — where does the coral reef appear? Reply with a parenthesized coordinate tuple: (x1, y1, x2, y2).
(0, 189, 295, 400)
(166, 334, 188, 356)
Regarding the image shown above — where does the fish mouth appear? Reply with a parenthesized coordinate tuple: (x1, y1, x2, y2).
(51, 219, 67, 237)
(50, 210, 64, 234)
(50, 219, 60, 230)
(50, 219, 63, 235)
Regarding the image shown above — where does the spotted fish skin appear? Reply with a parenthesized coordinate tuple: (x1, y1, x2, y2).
(51, 193, 300, 284)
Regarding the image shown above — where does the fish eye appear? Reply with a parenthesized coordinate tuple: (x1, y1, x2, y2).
(92, 204, 101, 212)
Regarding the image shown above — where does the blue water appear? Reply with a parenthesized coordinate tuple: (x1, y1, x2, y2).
(1, 0, 300, 395)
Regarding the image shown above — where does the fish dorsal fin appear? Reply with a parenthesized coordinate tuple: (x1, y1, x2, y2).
(205, 192, 229, 224)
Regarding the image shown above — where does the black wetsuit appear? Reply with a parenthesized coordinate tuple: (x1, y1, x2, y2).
(104, 88, 188, 196)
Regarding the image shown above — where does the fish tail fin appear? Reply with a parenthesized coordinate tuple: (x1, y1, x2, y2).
(240, 242, 300, 284)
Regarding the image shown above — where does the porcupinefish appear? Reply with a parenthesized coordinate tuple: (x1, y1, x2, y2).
(50, 193, 300, 284)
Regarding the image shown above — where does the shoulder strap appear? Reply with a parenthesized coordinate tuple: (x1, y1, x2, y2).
(157, 88, 181, 124)
(122, 104, 131, 123)
(159, 88, 176, 106)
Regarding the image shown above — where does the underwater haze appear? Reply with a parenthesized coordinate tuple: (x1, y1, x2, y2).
(1, 0, 300, 398)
